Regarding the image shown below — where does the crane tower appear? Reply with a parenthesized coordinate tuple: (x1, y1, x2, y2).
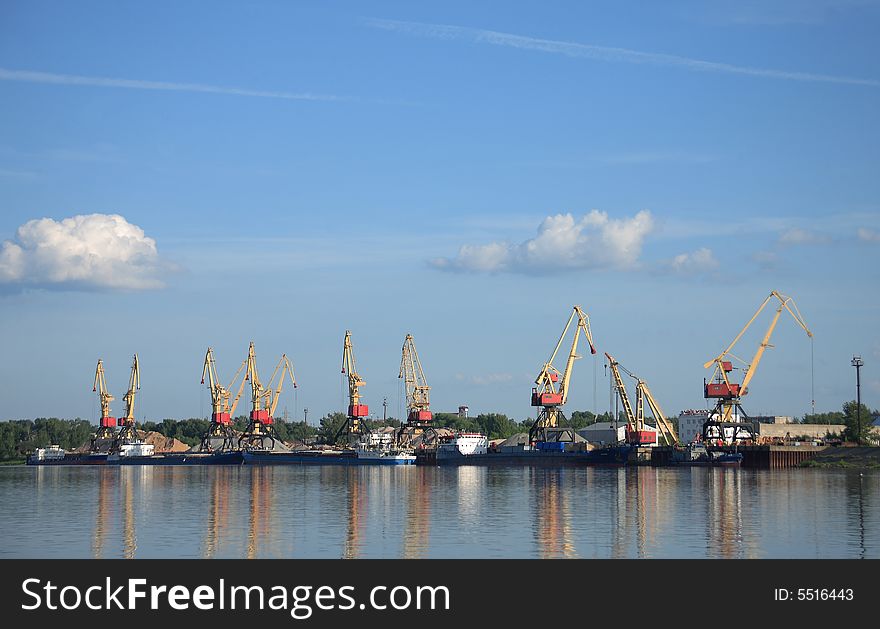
(237, 342, 296, 451)
(112, 354, 141, 451)
(200, 347, 246, 452)
(703, 290, 812, 443)
(91, 359, 116, 451)
(396, 333, 434, 447)
(336, 330, 368, 444)
(529, 305, 596, 444)
(606, 352, 679, 447)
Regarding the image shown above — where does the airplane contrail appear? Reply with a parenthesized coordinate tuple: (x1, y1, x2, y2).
(367, 18, 880, 87)
(0, 67, 344, 101)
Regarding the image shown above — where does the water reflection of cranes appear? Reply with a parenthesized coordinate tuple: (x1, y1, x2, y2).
(246, 466, 274, 559)
(531, 469, 577, 559)
(203, 467, 232, 558)
(122, 468, 136, 559)
(93, 468, 115, 558)
(340, 467, 428, 559)
(706, 469, 745, 558)
(403, 468, 430, 559)
(343, 468, 365, 559)
(92, 467, 143, 558)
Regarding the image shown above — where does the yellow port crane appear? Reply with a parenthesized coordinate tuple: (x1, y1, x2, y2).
(397, 333, 434, 447)
(703, 290, 813, 441)
(91, 358, 116, 449)
(336, 330, 368, 444)
(606, 352, 679, 447)
(114, 354, 141, 448)
(265, 353, 297, 418)
(529, 305, 596, 444)
(200, 347, 247, 452)
(400, 333, 432, 426)
(238, 341, 285, 451)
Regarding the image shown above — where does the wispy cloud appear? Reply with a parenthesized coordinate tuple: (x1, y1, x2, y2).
(0, 67, 343, 102)
(367, 18, 880, 87)
(667, 247, 720, 275)
(0, 168, 37, 181)
(455, 372, 514, 386)
(700, 0, 880, 27)
(779, 227, 831, 245)
(594, 151, 719, 165)
(858, 227, 880, 242)
(752, 250, 779, 270)
(431, 210, 654, 274)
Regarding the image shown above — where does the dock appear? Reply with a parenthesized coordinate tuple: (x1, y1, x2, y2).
(651, 444, 827, 469)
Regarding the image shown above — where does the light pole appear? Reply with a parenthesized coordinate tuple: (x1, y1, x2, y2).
(851, 356, 863, 445)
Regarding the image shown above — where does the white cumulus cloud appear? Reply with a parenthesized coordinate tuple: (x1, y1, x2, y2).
(668, 247, 720, 274)
(431, 210, 654, 273)
(0, 213, 168, 291)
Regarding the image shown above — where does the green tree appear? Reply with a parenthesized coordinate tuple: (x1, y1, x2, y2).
(801, 411, 846, 425)
(842, 400, 878, 444)
(317, 412, 348, 444)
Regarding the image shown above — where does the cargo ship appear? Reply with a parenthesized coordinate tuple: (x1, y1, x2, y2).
(242, 447, 415, 465)
(27, 446, 108, 465)
(69, 438, 245, 465)
(418, 438, 633, 467)
(242, 432, 416, 465)
(666, 443, 743, 467)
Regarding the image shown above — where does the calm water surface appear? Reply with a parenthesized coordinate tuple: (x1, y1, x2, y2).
(0, 465, 876, 558)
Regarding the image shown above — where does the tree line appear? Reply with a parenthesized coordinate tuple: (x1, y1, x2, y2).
(1, 400, 875, 461)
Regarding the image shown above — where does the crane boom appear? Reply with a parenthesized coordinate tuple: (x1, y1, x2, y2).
(202, 347, 229, 419)
(226, 357, 248, 416)
(238, 342, 284, 451)
(529, 305, 597, 444)
(93, 359, 115, 428)
(606, 352, 679, 446)
(704, 290, 813, 424)
(199, 347, 239, 452)
(119, 354, 140, 425)
(637, 381, 679, 446)
(91, 358, 117, 451)
(112, 354, 142, 451)
(400, 334, 432, 425)
(338, 330, 368, 442)
(266, 354, 297, 417)
(605, 353, 638, 440)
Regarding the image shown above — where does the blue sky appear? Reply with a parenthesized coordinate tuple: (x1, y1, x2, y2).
(1, 0, 878, 425)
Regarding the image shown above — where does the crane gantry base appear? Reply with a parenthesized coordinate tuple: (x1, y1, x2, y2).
(238, 419, 281, 451)
(201, 422, 237, 453)
(702, 401, 755, 445)
(111, 423, 140, 453)
(90, 426, 117, 453)
(529, 407, 567, 445)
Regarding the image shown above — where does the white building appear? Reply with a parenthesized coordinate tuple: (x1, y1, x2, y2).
(576, 422, 658, 446)
(677, 409, 750, 444)
(677, 410, 710, 443)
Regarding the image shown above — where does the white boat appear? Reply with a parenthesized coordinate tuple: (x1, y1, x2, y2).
(436, 432, 489, 460)
(28, 445, 65, 462)
(355, 432, 415, 465)
(107, 441, 155, 463)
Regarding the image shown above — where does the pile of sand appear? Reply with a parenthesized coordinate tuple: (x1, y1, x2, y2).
(497, 432, 529, 448)
(74, 430, 190, 453)
(140, 431, 189, 453)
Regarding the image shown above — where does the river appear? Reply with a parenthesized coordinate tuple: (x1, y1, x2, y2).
(0, 465, 876, 558)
